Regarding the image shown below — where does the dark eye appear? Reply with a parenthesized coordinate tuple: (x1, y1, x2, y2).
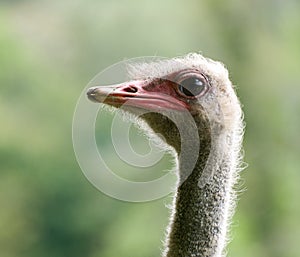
(177, 76, 207, 97)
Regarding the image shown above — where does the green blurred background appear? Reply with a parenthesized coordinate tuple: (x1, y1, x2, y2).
(1, 0, 300, 256)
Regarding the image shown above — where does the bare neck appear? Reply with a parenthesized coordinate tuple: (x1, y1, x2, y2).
(164, 130, 239, 257)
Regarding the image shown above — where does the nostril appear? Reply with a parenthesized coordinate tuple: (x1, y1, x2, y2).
(123, 85, 138, 93)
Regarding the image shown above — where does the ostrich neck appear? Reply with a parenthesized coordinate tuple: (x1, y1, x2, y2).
(164, 128, 238, 257)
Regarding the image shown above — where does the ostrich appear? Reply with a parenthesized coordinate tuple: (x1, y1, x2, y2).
(87, 53, 244, 257)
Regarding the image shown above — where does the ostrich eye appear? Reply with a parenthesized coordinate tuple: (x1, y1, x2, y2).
(177, 76, 207, 97)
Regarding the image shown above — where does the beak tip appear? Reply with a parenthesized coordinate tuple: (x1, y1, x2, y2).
(86, 87, 99, 102)
(86, 86, 97, 96)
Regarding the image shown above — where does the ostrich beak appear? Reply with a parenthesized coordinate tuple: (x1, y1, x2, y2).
(87, 80, 189, 111)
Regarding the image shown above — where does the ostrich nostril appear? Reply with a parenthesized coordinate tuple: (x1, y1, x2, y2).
(123, 85, 138, 93)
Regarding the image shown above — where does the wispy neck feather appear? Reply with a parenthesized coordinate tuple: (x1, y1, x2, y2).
(163, 113, 244, 257)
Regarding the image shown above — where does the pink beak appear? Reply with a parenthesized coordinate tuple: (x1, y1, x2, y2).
(87, 80, 189, 111)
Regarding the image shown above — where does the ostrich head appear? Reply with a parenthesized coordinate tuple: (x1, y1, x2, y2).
(87, 53, 241, 155)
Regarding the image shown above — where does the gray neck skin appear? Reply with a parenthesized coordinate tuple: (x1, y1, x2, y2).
(164, 119, 235, 257)
(141, 112, 237, 257)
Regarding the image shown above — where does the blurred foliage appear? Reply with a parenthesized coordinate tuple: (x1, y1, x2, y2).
(0, 0, 300, 257)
